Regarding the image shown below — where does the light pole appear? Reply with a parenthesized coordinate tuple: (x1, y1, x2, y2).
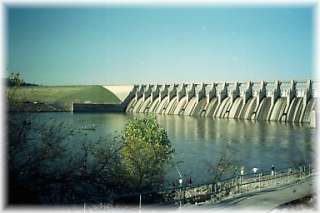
(139, 194, 141, 213)
(240, 166, 244, 194)
(179, 177, 183, 208)
(175, 165, 183, 209)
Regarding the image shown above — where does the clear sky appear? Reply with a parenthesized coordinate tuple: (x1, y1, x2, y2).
(7, 5, 314, 85)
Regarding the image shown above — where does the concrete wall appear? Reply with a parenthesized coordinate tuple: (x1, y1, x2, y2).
(73, 85, 136, 113)
(126, 80, 318, 124)
(73, 103, 125, 112)
(103, 85, 135, 102)
(73, 81, 317, 125)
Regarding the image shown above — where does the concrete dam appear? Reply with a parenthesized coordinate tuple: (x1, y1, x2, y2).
(123, 80, 317, 124)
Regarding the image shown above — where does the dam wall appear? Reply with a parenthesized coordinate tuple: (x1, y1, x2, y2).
(74, 85, 137, 113)
(73, 103, 126, 112)
(125, 80, 318, 124)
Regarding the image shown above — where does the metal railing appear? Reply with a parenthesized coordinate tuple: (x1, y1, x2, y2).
(170, 165, 314, 206)
(92, 165, 314, 206)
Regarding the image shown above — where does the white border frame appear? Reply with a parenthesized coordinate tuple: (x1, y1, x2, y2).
(1, 1, 319, 212)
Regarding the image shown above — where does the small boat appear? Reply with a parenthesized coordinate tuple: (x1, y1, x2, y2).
(81, 125, 96, 131)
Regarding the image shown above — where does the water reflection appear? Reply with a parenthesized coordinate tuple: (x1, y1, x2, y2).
(24, 112, 314, 185)
(155, 115, 314, 184)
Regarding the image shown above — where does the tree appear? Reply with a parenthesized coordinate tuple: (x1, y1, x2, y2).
(7, 114, 126, 204)
(120, 115, 174, 191)
(8, 72, 24, 87)
(208, 157, 239, 184)
(6, 72, 126, 204)
(7, 82, 173, 204)
(6, 72, 24, 103)
(207, 143, 240, 185)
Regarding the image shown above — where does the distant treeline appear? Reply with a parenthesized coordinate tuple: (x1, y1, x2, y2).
(6, 78, 38, 87)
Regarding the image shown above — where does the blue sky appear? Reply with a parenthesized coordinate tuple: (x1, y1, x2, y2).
(7, 6, 314, 85)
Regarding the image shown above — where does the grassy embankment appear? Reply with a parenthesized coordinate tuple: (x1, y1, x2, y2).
(8, 85, 121, 111)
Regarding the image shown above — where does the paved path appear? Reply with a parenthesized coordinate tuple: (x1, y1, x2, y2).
(184, 176, 315, 211)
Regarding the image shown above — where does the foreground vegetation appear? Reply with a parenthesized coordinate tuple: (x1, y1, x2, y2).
(8, 113, 174, 204)
(7, 73, 175, 204)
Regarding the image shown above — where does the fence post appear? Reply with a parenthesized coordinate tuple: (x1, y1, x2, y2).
(139, 194, 141, 213)
(240, 176, 242, 194)
(309, 164, 311, 176)
(179, 187, 182, 208)
(237, 177, 239, 194)
(278, 172, 281, 184)
(231, 178, 233, 189)
(259, 173, 261, 190)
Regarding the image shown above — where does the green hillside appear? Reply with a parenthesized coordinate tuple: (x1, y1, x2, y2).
(8, 85, 121, 111)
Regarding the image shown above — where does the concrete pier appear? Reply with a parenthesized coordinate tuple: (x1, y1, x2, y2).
(100, 80, 318, 124)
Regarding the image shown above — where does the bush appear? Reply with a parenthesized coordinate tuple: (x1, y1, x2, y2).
(120, 115, 174, 191)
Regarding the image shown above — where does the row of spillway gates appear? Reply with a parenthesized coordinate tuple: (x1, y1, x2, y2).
(125, 80, 318, 124)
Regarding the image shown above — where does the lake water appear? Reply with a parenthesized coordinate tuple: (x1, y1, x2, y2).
(25, 112, 315, 185)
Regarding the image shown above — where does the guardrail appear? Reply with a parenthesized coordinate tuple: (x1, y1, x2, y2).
(170, 165, 313, 206)
(87, 165, 314, 206)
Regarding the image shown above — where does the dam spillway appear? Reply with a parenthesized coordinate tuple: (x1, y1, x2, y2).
(125, 80, 318, 124)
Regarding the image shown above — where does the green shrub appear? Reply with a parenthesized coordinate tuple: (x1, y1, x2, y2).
(120, 115, 174, 191)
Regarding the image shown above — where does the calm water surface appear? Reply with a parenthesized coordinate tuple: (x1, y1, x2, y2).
(28, 112, 315, 185)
